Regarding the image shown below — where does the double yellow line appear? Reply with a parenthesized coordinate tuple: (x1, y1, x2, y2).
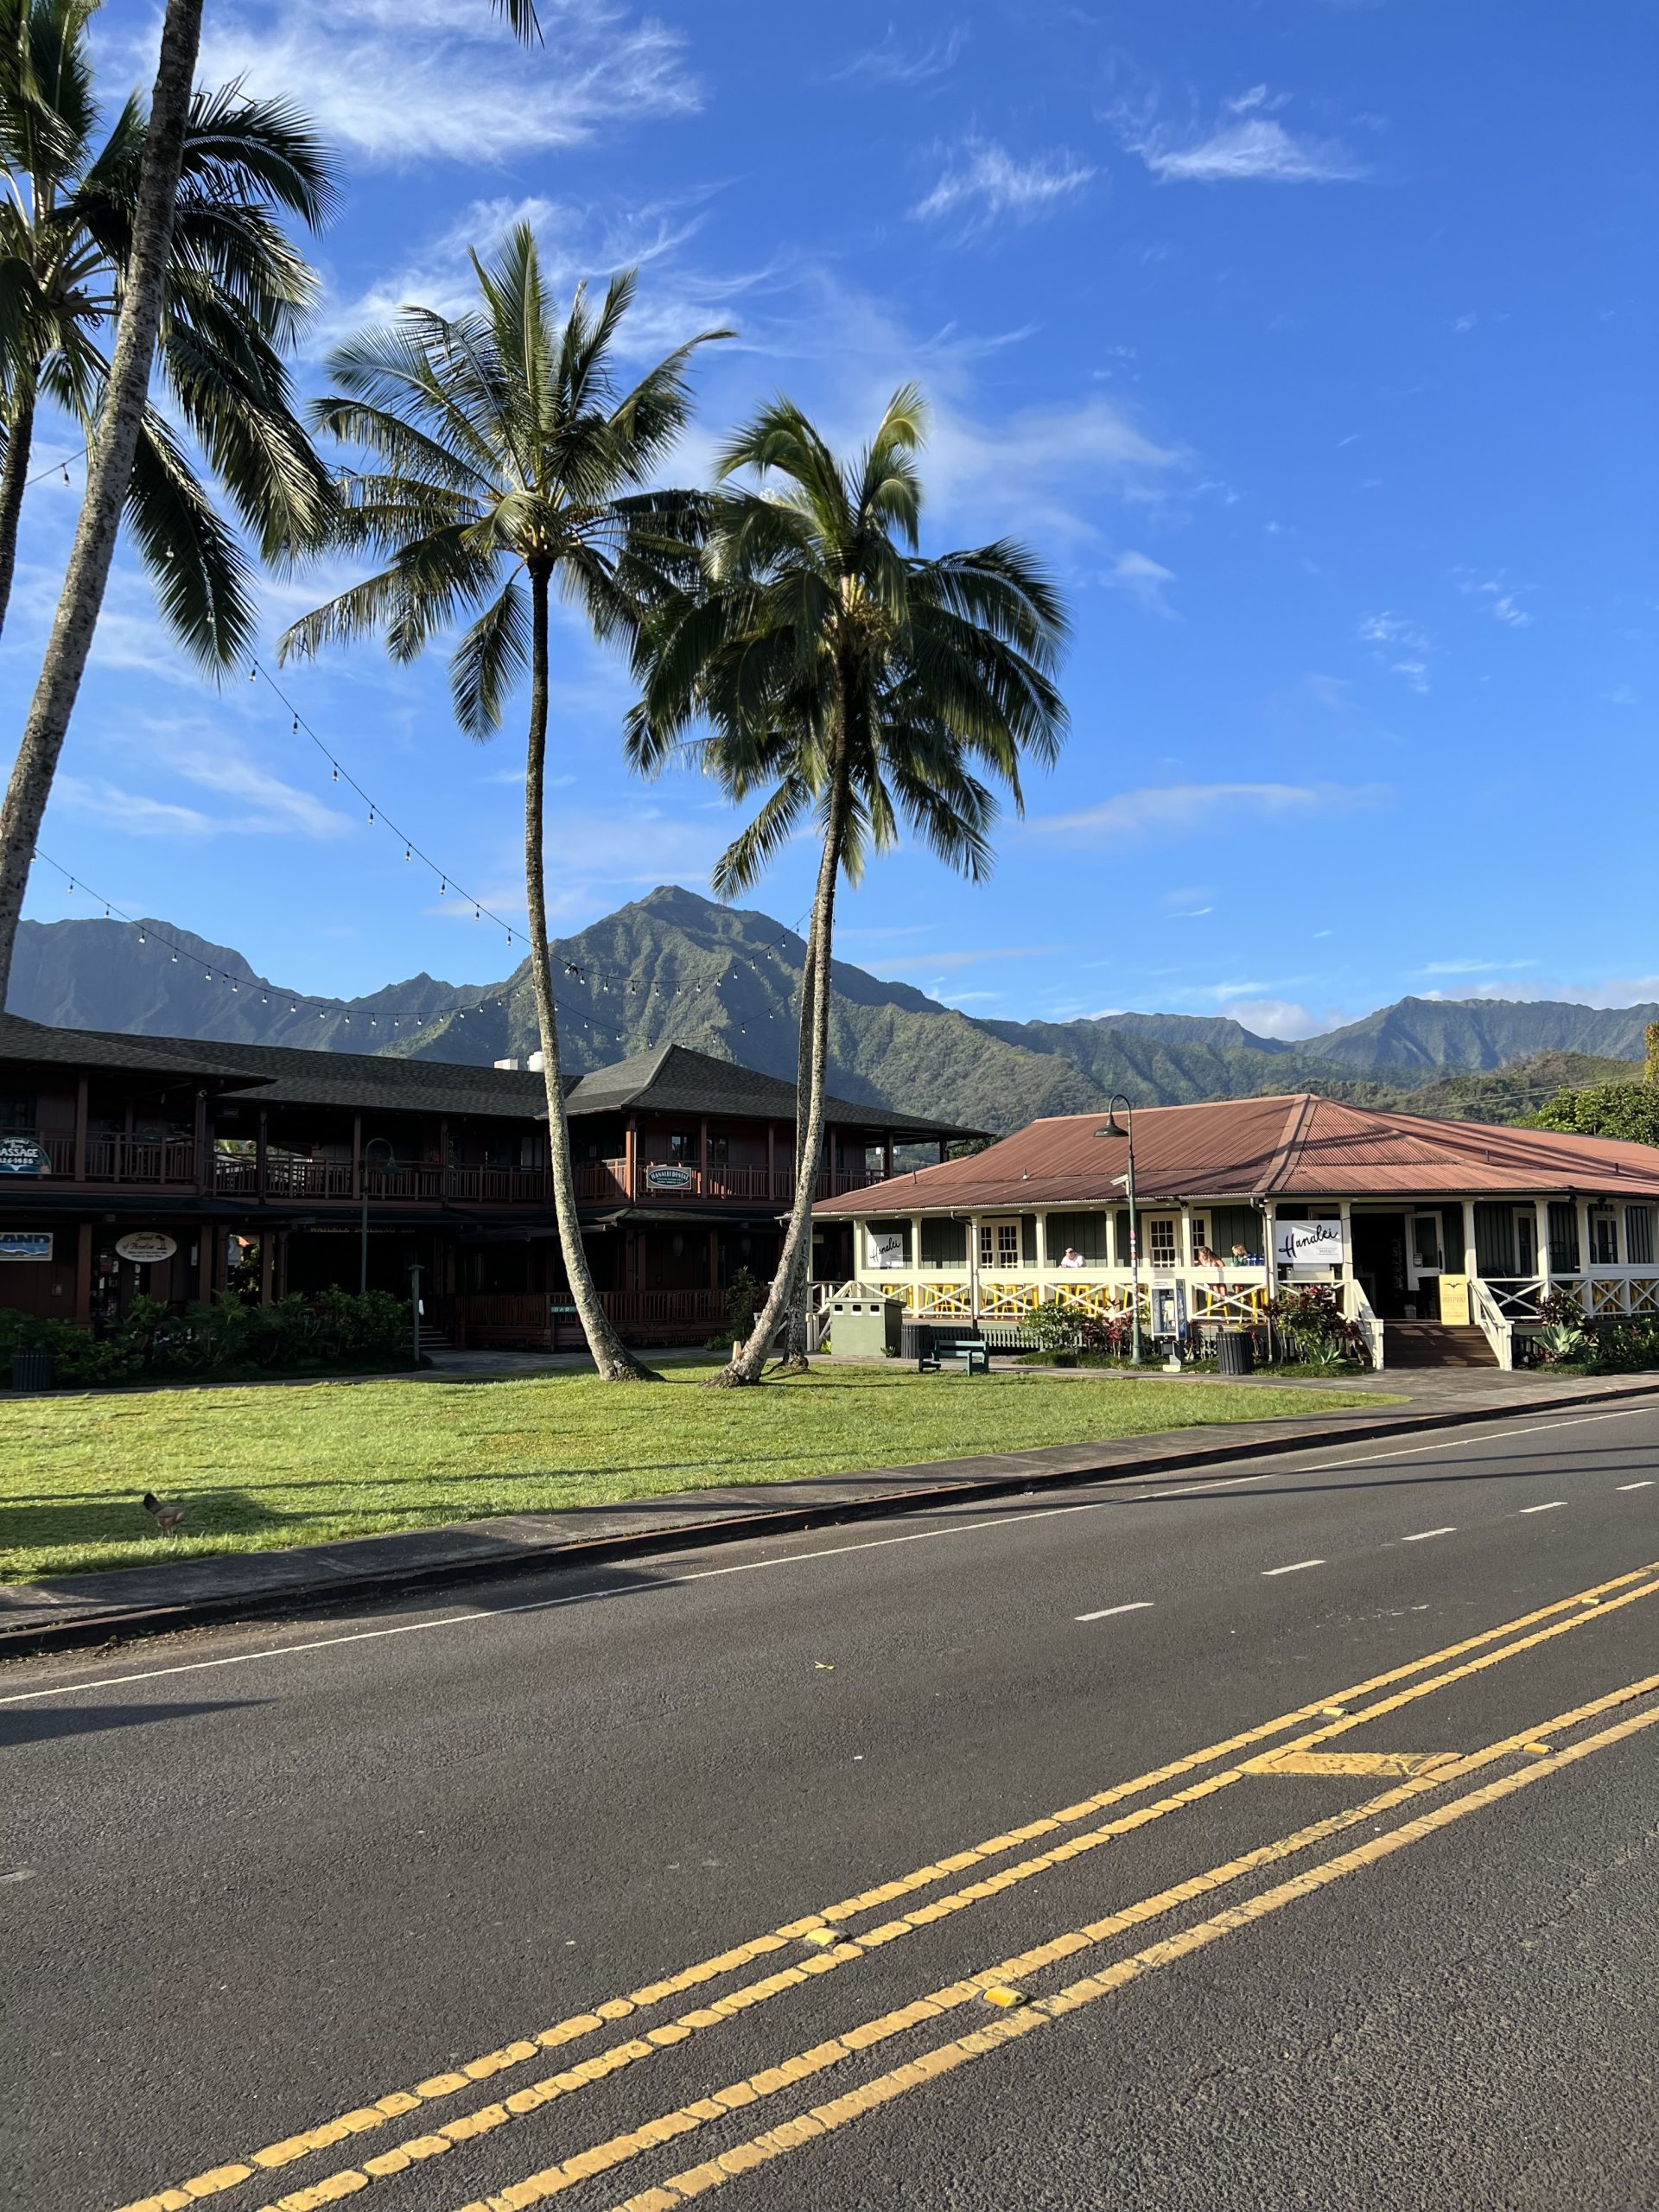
(118, 1560, 1659, 2212)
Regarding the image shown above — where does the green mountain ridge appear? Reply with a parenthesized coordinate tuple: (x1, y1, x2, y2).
(8, 886, 1648, 1133)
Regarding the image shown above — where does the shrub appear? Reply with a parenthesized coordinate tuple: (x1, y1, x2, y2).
(0, 1287, 415, 1389)
(1265, 1286, 1363, 1367)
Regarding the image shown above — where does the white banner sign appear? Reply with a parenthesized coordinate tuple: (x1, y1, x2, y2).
(866, 1229, 907, 1270)
(1274, 1219, 1345, 1270)
(115, 1230, 178, 1265)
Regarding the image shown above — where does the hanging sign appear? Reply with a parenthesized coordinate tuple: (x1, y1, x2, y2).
(0, 1135, 49, 1175)
(645, 1163, 694, 1192)
(1274, 1219, 1346, 1270)
(115, 1230, 178, 1265)
(0, 1231, 51, 1261)
(866, 1229, 907, 1270)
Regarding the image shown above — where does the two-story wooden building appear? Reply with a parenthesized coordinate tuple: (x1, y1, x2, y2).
(0, 1017, 968, 1344)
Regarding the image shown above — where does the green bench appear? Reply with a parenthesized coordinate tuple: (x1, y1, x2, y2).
(918, 1338, 989, 1376)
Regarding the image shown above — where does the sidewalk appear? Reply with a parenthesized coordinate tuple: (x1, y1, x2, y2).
(6, 1366, 1655, 1662)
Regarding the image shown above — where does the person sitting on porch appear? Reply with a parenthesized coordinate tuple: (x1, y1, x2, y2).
(1058, 1245, 1085, 1268)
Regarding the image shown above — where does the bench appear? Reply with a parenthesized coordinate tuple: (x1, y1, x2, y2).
(918, 1338, 989, 1376)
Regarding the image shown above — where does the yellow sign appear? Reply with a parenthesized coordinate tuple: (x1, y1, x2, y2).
(1438, 1274, 1470, 1325)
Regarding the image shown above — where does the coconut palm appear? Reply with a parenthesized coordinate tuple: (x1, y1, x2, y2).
(0, 0, 535, 1005)
(280, 225, 728, 1382)
(626, 389, 1069, 1385)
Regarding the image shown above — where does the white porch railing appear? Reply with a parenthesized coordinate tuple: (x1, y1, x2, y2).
(1467, 1277, 1515, 1370)
(1342, 1278, 1385, 1370)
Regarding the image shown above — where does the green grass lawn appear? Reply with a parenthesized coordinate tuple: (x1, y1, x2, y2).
(0, 1363, 1389, 1585)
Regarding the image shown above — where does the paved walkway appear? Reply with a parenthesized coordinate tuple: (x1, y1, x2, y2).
(4, 1366, 1655, 1659)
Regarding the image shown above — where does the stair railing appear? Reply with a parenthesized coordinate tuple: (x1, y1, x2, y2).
(1342, 1277, 1385, 1370)
(1466, 1276, 1515, 1370)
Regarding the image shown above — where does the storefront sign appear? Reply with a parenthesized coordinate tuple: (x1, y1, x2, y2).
(1438, 1274, 1470, 1326)
(645, 1163, 695, 1192)
(0, 1230, 51, 1261)
(114, 1230, 178, 1265)
(1274, 1219, 1346, 1270)
(0, 1135, 49, 1176)
(866, 1229, 907, 1270)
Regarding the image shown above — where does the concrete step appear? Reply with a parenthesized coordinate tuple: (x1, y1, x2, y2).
(1385, 1321, 1498, 1370)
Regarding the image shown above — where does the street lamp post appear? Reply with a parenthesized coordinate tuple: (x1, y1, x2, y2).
(1096, 1094, 1143, 1366)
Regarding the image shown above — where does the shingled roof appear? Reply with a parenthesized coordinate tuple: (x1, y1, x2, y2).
(817, 1092, 1659, 1217)
(563, 1042, 976, 1138)
(0, 1014, 268, 1088)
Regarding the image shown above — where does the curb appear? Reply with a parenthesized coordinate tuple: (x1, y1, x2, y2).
(7, 1378, 1658, 1662)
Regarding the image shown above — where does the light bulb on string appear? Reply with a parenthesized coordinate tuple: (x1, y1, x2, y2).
(367, 807, 375, 824)
(137, 929, 145, 944)
(404, 845, 411, 862)
(331, 764, 339, 782)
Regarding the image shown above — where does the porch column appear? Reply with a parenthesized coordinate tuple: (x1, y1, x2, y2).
(1461, 1198, 1480, 1281)
(439, 1116, 450, 1198)
(882, 1135, 894, 1180)
(625, 1115, 638, 1201)
(911, 1213, 924, 1287)
(707, 1228, 719, 1292)
(259, 1232, 274, 1306)
(73, 1074, 88, 1182)
(1575, 1196, 1592, 1283)
(1104, 1206, 1117, 1270)
(1034, 1210, 1049, 1283)
(1535, 1197, 1552, 1294)
(698, 1116, 708, 1198)
(197, 1227, 213, 1302)
(257, 1108, 269, 1202)
(351, 1113, 363, 1202)
(74, 1221, 92, 1326)
(1262, 1203, 1278, 1302)
(766, 1122, 776, 1200)
(851, 1217, 865, 1283)
(193, 1088, 208, 1196)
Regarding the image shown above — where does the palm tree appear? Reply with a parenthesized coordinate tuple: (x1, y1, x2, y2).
(280, 225, 728, 1382)
(0, 0, 536, 1006)
(626, 389, 1069, 1385)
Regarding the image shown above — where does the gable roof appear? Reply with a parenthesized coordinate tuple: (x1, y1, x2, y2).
(0, 1013, 267, 1088)
(563, 1042, 976, 1138)
(819, 1091, 1659, 1217)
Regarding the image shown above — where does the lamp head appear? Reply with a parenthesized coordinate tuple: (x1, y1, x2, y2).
(1096, 1111, 1128, 1141)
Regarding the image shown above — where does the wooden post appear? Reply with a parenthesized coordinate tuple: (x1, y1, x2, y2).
(766, 1122, 776, 1200)
(193, 1088, 208, 1196)
(73, 1073, 87, 1182)
(74, 1220, 92, 1326)
(626, 1114, 638, 1201)
(197, 1224, 213, 1302)
(259, 1232, 274, 1306)
(698, 1116, 708, 1198)
(351, 1112, 363, 1201)
(1461, 1198, 1480, 1281)
(1535, 1196, 1552, 1298)
(707, 1228, 719, 1293)
(439, 1116, 449, 1198)
(257, 1107, 268, 1202)
(882, 1135, 894, 1180)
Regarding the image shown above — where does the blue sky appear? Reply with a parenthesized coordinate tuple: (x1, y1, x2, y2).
(4, 0, 1653, 1038)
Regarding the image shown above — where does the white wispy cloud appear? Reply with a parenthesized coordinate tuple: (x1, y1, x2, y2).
(1218, 998, 1317, 1039)
(1418, 957, 1539, 976)
(1116, 86, 1367, 185)
(1359, 611, 1433, 690)
(831, 24, 968, 85)
(912, 139, 1095, 228)
(1104, 548, 1177, 616)
(165, 747, 358, 840)
(1459, 575, 1535, 628)
(175, 0, 700, 166)
(1033, 781, 1382, 840)
(54, 778, 218, 838)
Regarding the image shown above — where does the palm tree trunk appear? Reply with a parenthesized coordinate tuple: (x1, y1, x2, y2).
(776, 913, 817, 1370)
(0, 391, 38, 640)
(718, 764, 847, 1386)
(0, 0, 202, 1007)
(524, 565, 657, 1382)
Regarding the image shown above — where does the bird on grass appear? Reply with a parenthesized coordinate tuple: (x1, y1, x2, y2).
(141, 1492, 187, 1536)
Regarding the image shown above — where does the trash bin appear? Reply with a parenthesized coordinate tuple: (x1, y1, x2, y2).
(826, 1296, 905, 1357)
(899, 1319, 938, 1364)
(1216, 1327, 1254, 1377)
(10, 1349, 56, 1393)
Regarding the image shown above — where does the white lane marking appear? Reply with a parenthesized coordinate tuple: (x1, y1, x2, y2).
(1618, 1480, 1656, 1492)
(4, 1400, 1653, 1708)
(1402, 1527, 1458, 1542)
(1519, 1501, 1567, 1515)
(1262, 1559, 1325, 1577)
(1075, 1601, 1154, 1624)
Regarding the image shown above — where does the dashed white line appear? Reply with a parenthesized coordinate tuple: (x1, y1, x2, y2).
(1618, 1480, 1655, 1492)
(1519, 1501, 1567, 1515)
(1262, 1559, 1325, 1577)
(1074, 1601, 1155, 1624)
(1402, 1527, 1458, 1542)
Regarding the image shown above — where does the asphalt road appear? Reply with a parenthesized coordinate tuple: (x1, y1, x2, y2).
(6, 1399, 1658, 2212)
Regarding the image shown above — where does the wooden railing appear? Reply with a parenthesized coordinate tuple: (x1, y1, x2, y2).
(28, 1131, 199, 1185)
(444, 1287, 727, 1349)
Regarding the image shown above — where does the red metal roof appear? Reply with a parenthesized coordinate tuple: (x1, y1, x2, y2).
(820, 1093, 1659, 1217)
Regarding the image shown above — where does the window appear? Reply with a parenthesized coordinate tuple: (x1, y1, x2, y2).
(1627, 1207, 1654, 1266)
(0, 1091, 35, 1133)
(978, 1219, 1021, 1269)
(1412, 1215, 1443, 1271)
(1188, 1216, 1208, 1256)
(1515, 1212, 1537, 1275)
(1147, 1217, 1178, 1268)
(1592, 1211, 1619, 1266)
(667, 1130, 698, 1162)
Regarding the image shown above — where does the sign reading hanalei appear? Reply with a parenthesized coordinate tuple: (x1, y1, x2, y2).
(866, 1229, 907, 1270)
(1274, 1218, 1346, 1270)
(0, 1135, 49, 1176)
(0, 1230, 51, 1261)
(114, 1230, 178, 1265)
(645, 1163, 695, 1192)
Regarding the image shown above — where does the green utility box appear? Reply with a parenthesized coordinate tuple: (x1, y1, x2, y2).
(827, 1294, 905, 1357)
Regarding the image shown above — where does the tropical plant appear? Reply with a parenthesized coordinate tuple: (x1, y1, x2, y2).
(280, 225, 728, 1381)
(0, 0, 337, 999)
(0, 0, 537, 1007)
(627, 388, 1068, 1384)
(1524, 1081, 1659, 1147)
(1534, 1320, 1591, 1369)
